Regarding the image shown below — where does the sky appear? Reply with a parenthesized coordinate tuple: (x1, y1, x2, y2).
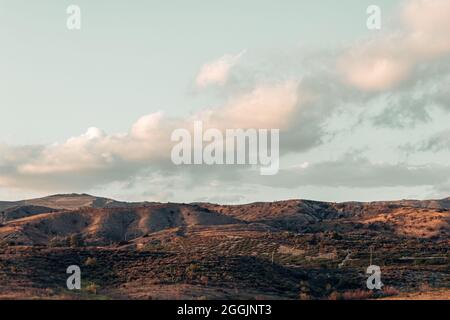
(0, 0, 449, 203)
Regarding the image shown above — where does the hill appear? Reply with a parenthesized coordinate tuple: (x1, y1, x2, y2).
(0, 194, 448, 300)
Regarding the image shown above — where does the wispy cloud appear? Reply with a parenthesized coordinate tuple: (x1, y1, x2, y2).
(339, 0, 450, 91)
(195, 50, 246, 89)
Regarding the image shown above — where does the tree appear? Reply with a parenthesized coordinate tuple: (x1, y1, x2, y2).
(69, 233, 84, 247)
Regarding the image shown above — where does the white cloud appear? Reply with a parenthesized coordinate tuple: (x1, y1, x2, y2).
(0, 80, 305, 191)
(402, 0, 450, 57)
(195, 50, 246, 88)
(199, 80, 301, 129)
(339, 0, 450, 91)
(338, 39, 413, 91)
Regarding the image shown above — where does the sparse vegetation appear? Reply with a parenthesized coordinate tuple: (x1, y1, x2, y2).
(84, 257, 97, 266)
(185, 263, 200, 280)
(340, 290, 374, 300)
(382, 286, 400, 297)
(0, 195, 448, 299)
(69, 234, 84, 248)
(85, 282, 99, 295)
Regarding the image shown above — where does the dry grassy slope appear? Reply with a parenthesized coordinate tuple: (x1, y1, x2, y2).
(373, 198, 450, 210)
(0, 204, 242, 245)
(0, 194, 448, 246)
(198, 197, 450, 221)
(361, 207, 449, 238)
(0, 205, 58, 223)
(0, 193, 135, 212)
(197, 200, 345, 223)
(0, 194, 145, 224)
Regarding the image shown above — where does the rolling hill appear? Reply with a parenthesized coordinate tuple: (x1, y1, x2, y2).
(0, 194, 448, 300)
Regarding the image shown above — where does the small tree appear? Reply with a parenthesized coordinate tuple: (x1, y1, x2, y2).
(69, 233, 84, 248)
(84, 257, 97, 266)
(185, 263, 199, 280)
(49, 237, 61, 247)
(85, 282, 99, 294)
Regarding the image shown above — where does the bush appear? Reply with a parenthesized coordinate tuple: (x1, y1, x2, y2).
(69, 234, 84, 248)
(341, 289, 373, 300)
(84, 257, 97, 266)
(49, 236, 68, 247)
(419, 282, 432, 292)
(382, 286, 399, 297)
(328, 289, 375, 300)
(185, 263, 199, 280)
(298, 293, 311, 300)
(200, 275, 209, 286)
(330, 231, 342, 240)
(85, 283, 99, 294)
(328, 291, 340, 300)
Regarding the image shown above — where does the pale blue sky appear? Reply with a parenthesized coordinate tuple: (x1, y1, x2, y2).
(1, 0, 397, 144)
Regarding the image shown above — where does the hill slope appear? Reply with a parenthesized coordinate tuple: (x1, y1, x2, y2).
(0, 194, 448, 246)
(0, 193, 134, 212)
(0, 194, 448, 300)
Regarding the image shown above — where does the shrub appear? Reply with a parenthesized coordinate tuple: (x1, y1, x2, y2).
(419, 282, 433, 292)
(49, 236, 68, 247)
(49, 237, 59, 247)
(341, 289, 373, 300)
(69, 234, 84, 248)
(382, 286, 399, 297)
(298, 293, 311, 300)
(328, 291, 341, 300)
(330, 231, 342, 240)
(85, 283, 99, 294)
(84, 257, 97, 266)
(185, 263, 199, 280)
